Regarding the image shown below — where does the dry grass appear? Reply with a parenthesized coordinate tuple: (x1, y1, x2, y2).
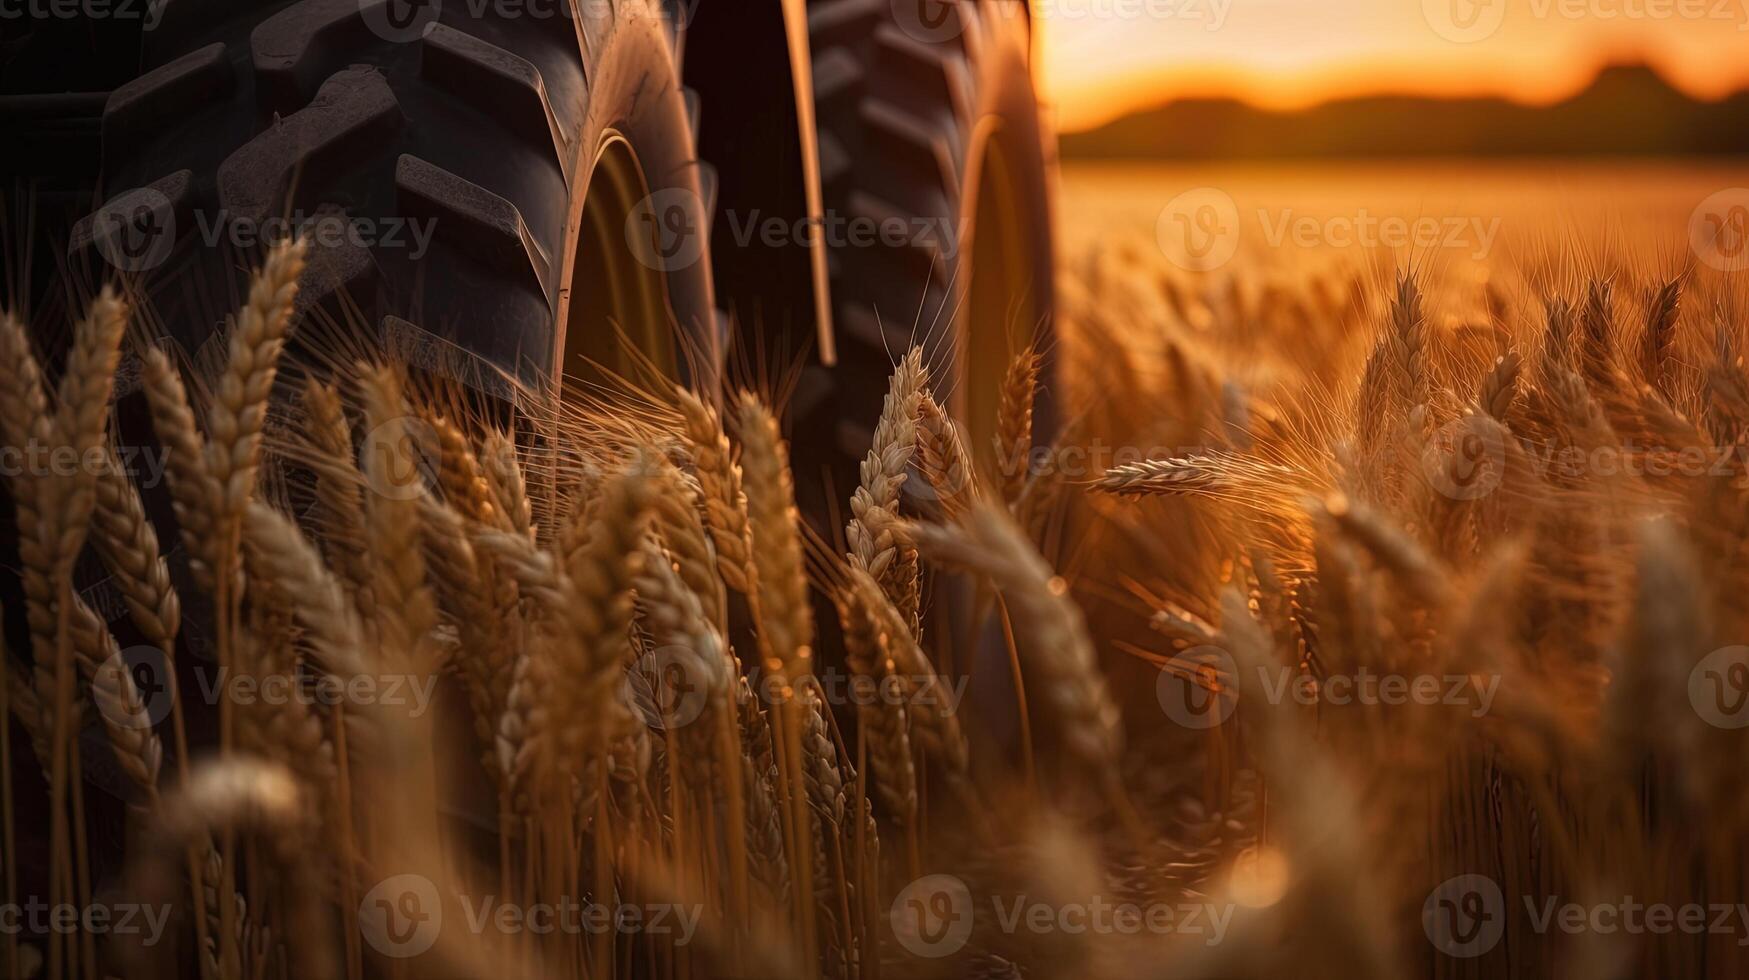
(2, 204, 1749, 980)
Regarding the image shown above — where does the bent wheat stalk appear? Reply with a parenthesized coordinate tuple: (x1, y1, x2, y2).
(907, 504, 1124, 772)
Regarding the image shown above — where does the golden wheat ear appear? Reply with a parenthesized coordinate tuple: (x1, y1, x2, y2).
(676, 384, 756, 596)
(997, 345, 1043, 508)
(142, 348, 224, 587)
(203, 239, 309, 583)
(497, 453, 655, 797)
(845, 566, 969, 777)
(915, 392, 978, 519)
(51, 289, 129, 519)
(834, 583, 919, 827)
(1638, 277, 1682, 395)
(737, 391, 814, 685)
(907, 504, 1123, 773)
(358, 366, 439, 666)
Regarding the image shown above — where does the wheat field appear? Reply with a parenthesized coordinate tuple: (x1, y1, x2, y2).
(3, 163, 1749, 979)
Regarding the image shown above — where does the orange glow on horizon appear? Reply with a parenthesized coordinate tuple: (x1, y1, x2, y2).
(1036, 1, 1749, 132)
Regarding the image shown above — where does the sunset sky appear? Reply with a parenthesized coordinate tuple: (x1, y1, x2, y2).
(1038, 0, 1749, 131)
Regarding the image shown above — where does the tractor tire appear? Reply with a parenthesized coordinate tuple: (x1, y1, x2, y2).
(61, 0, 716, 391)
(800, 0, 1059, 531)
(0, 0, 718, 885)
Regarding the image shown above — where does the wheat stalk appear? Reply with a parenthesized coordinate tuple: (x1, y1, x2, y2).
(835, 592, 917, 824)
(635, 533, 733, 807)
(1580, 278, 1617, 390)
(51, 289, 128, 523)
(203, 239, 308, 587)
(241, 502, 365, 682)
(482, 430, 535, 539)
(1476, 350, 1523, 424)
(677, 385, 755, 595)
(0, 315, 58, 663)
(997, 347, 1042, 508)
(845, 567, 969, 776)
(300, 380, 377, 620)
(916, 393, 977, 519)
(846, 351, 926, 585)
(491, 456, 653, 796)
(649, 459, 728, 630)
(359, 367, 439, 666)
(68, 598, 163, 800)
(1097, 453, 1300, 498)
(1319, 492, 1453, 607)
(737, 392, 814, 685)
(907, 504, 1123, 771)
(142, 348, 222, 587)
(93, 449, 181, 655)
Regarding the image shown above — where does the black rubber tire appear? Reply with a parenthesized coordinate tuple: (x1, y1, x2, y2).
(798, 0, 1060, 523)
(65, 0, 715, 390)
(2, 0, 718, 896)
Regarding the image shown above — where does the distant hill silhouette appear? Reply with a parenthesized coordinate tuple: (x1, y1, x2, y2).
(1061, 64, 1749, 159)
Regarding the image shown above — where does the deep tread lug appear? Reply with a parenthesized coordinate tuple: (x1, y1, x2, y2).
(69, 170, 196, 260)
(873, 25, 974, 128)
(102, 43, 234, 162)
(216, 65, 403, 224)
(811, 47, 862, 104)
(860, 98, 960, 203)
(382, 315, 518, 400)
(295, 204, 379, 315)
(817, 131, 851, 188)
(250, 0, 392, 113)
(807, 0, 885, 43)
(847, 190, 950, 279)
(422, 24, 570, 173)
(395, 154, 553, 304)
